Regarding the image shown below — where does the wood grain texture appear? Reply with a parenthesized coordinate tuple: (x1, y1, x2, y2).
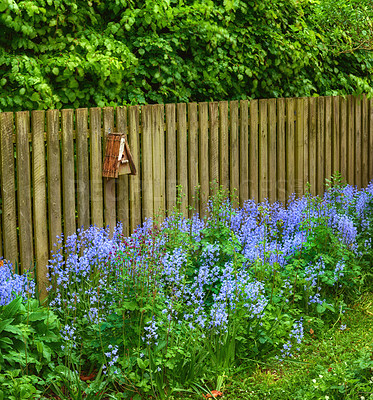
(316, 97, 325, 195)
(249, 100, 259, 202)
(209, 102, 219, 196)
(267, 99, 276, 203)
(142, 105, 154, 220)
(230, 101, 239, 205)
(177, 103, 188, 216)
(0, 113, 18, 266)
(199, 102, 209, 216)
(76, 108, 90, 230)
(46, 110, 62, 252)
(295, 98, 304, 197)
(152, 104, 165, 219)
(347, 95, 355, 185)
(61, 109, 76, 238)
(31, 110, 49, 298)
(16, 111, 33, 272)
(325, 96, 332, 182)
(308, 97, 317, 196)
(116, 106, 129, 236)
(259, 99, 268, 202)
(129, 105, 141, 231)
(240, 100, 249, 205)
(339, 97, 348, 180)
(188, 103, 199, 214)
(362, 95, 369, 188)
(219, 101, 229, 192)
(286, 98, 295, 201)
(332, 96, 340, 175)
(103, 107, 116, 232)
(303, 98, 309, 191)
(369, 99, 373, 182)
(354, 96, 362, 188)
(89, 108, 103, 228)
(165, 104, 177, 213)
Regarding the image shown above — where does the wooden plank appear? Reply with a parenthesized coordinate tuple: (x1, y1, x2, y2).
(31, 110, 49, 298)
(103, 107, 116, 232)
(76, 108, 90, 230)
(308, 97, 317, 196)
(240, 100, 249, 205)
(219, 101, 229, 192)
(46, 110, 62, 252)
(249, 100, 259, 203)
(362, 94, 369, 188)
(116, 106, 129, 236)
(230, 100, 239, 206)
(188, 102, 199, 214)
(129, 105, 141, 231)
(0, 190, 2, 258)
(15, 111, 33, 272)
(286, 98, 295, 200)
(159, 105, 166, 216)
(209, 102, 219, 196)
(61, 109, 76, 238)
(259, 99, 268, 202)
(354, 95, 362, 188)
(316, 97, 325, 195)
(142, 105, 154, 220)
(89, 108, 103, 228)
(370, 98, 373, 182)
(0, 198, 2, 258)
(303, 97, 309, 193)
(0, 113, 18, 266)
(325, 96, 332, 182)
(177, 103, 188, 216)
(347, 95, 355, 186)
(340, 97, 348, 181)
(332, 96, 340, 176)
(152, 104, 165, 219)
(199, 102, 209, 216)
(295, 98, 304, 197)
(267, 99, 276, 203)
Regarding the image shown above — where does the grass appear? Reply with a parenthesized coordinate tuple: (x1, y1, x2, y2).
(218, 292, 373, 400)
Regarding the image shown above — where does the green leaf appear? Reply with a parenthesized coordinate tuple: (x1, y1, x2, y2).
(121, 301, 138, 311)
(31, 92, 40, 102)
(137, 357, 148, 370)
(0, 318, 14, 334)
(323, 302, 335, 313)
(3, 324, 23, 336)
(0, 1, 7, 13)
(1, 297, 22, 319)
(316, 304, 326, 314)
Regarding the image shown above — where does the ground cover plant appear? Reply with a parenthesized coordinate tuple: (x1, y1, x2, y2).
(0, 178, 372, 399)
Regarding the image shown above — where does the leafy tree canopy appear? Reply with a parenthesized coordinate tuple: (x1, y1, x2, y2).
(0, 0, 372, 111)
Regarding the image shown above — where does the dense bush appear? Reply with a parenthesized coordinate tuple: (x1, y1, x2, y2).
(1, 0, 372, 112)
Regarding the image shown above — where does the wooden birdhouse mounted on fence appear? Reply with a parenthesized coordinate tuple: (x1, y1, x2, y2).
(102, 131, 137, 178)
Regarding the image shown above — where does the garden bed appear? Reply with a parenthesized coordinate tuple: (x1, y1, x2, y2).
(1, 179, 373, 399)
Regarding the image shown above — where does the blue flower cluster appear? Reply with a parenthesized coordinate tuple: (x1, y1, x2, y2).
(43, 181, 373, 370)
(0, 260, 35, 306)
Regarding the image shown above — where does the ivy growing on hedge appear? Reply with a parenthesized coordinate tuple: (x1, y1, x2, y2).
(0, 0, 372, 112)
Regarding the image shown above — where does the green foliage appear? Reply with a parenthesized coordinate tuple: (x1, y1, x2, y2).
(0, 296, 61, 400)
(1, 0, 373, 112)
(0, 297, 61, 374)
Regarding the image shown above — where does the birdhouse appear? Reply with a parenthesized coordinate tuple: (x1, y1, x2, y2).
(102, 132, 137, 178)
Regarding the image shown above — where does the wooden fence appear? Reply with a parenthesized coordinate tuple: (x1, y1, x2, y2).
(0, 94, 372, 296)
